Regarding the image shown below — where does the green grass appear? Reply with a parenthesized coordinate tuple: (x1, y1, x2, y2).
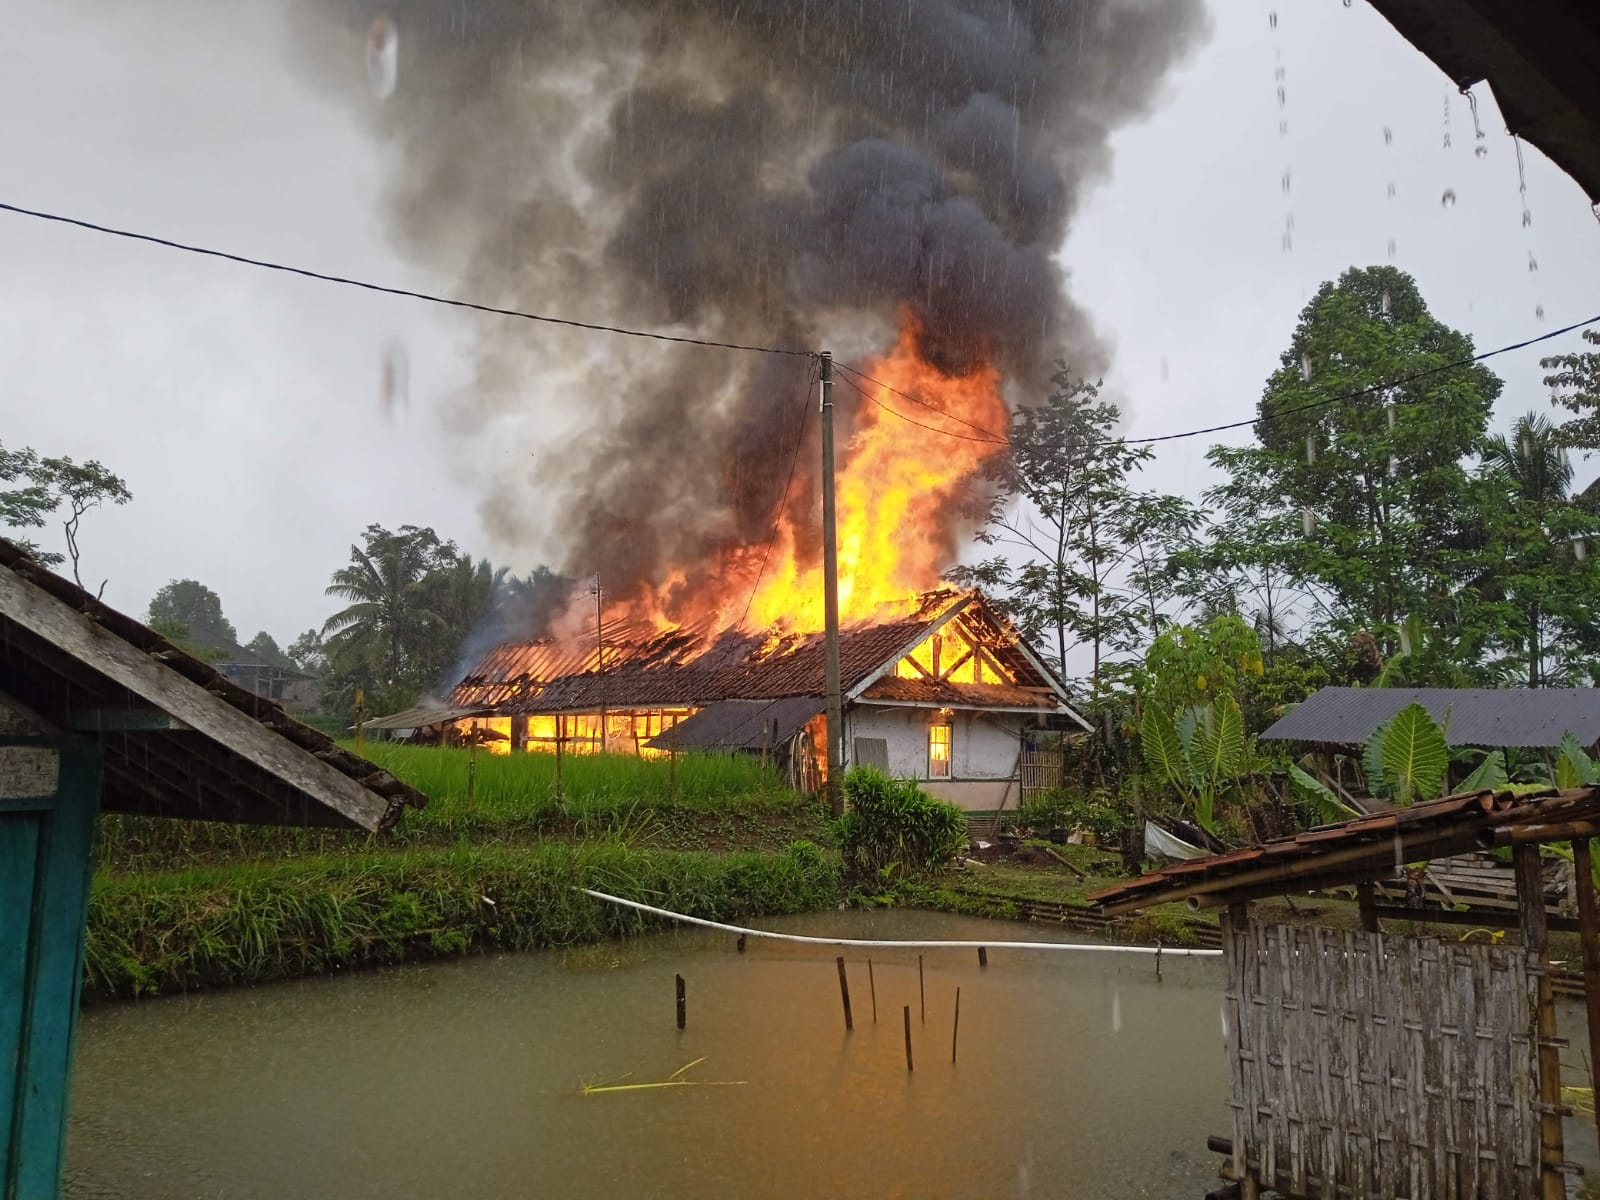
(95, 745, 829, 873)
(85, 840, 842, 999)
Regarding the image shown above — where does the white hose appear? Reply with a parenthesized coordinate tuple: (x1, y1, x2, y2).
(580, 888, 1223, 957)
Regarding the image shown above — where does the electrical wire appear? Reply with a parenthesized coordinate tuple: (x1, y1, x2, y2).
(833, 359, 1011, 442)
(832, 369, 1010, 445)
(0, 199, 813, 357)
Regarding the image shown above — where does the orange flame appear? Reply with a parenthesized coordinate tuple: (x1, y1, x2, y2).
(598, 314, 1008, 637)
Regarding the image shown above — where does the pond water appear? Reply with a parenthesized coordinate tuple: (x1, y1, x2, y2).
(64, 911, 1231, 1199)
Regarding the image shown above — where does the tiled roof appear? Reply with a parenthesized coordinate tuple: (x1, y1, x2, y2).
(859, 675, 1055, 709)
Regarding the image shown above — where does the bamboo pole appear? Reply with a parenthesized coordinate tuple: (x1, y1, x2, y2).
(867, 959, 877, 1023)
(835, 956, 853, 1031)
(1571, 838, 1600, 1157)
(1514, 843, 1566, 1200)
(951, 987, 960, 1063)
(675, 974, 686, 1031)
(918, 955, 925, 1023)
(903, 1006, 913, 1072)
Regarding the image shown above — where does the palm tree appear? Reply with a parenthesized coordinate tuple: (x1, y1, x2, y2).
(322, 526, 444, 685)
(1478, 413, 1589, 685)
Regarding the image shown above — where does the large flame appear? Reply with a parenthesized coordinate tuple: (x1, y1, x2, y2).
(594, 314, 1008, 638)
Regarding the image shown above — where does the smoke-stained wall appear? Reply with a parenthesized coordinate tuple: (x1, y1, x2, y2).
(297, 1, 1210, 621)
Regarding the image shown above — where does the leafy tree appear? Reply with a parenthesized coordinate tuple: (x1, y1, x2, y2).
(148, 580, 237, 649)
(245, 631, 293, 668)
(147, 618, 229, 664)
(1470, 412, 1600, 685)
(286, 628, 328, 676)
(1, 441, 131, 584)
(951, 366, 1198, 683)
(322, 524, 451, 686)
(1204, 266, 1501, 654)
(1542, 328, 1600, 478)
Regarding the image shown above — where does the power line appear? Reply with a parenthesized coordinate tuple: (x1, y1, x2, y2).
(833, 360, 1011, 442)
(832, 369, 1010, 445)
(0, 199, 813, 358)
(1121, 311, 1600, 446)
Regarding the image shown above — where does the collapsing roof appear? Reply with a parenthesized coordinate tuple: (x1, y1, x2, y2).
(450, 589, 1089, 725)
(1369, 0, 1600, 203)
(0, 540, 426, 830)
(1259, 686, 1600, 749)
(648, 696, 825, 753)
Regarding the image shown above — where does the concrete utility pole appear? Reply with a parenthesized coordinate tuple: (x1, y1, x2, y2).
(820, 351, 845, 817)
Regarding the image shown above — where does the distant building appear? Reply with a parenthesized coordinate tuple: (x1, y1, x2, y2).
(212, 644, 319, 711)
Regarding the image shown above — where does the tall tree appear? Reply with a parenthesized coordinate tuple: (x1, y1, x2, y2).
(1542, 327, 1600, 480)
(951, 367, 1198, 682)
(148, 580, 238, 649)
(1, 441, 131, 584)
(1204, 266, 1500, 653)
(322, 525, 449, 686)
(245, 631, 293, 668)
(1472, 412, 1600, 685)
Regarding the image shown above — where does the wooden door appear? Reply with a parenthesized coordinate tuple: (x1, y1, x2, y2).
(2, 739, 99, 1200)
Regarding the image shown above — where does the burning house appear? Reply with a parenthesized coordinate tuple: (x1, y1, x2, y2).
(379, 589, 1087, 811)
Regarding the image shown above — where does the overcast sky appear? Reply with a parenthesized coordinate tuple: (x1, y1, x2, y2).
(3, 0, 1598, 657)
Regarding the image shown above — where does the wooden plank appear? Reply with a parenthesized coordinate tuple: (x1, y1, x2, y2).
(1570, 838, 1600, 1159)
(0, 745, 58, 799)
(0, 566, 390, 831)
(1514, 843, 1566, 1200)
(0, 811, 41, 1196)
(65, 708, 190, 732)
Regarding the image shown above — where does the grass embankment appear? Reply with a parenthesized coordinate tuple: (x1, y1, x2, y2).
(89, 745, 841, 999)
(87, 841, 840, 1000)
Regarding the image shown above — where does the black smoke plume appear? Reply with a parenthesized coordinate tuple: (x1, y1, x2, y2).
(296, 1, 1209, 623)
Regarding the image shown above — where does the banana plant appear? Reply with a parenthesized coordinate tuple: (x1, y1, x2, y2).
(1140, 693, 1249, 833)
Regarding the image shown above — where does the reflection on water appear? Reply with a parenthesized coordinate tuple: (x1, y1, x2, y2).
(66, 911, 1231, 1199)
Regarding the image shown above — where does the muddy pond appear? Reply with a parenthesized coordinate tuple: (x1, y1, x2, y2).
(61, 909, 1600, 1198)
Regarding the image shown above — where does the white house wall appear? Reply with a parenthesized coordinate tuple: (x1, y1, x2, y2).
(845, 705, 1029, 812)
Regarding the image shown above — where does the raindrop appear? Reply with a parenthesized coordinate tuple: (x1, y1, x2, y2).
(1386, 403, 1396, 429)
(1521, 434, 1532, 460)
(1381, 289, 1392, 314)
(1269, 10, 1278, 29)
(1305, 433, 1317, 464)
(366, 15, 399, 100)
(1302, 508, 1316, 537)
(1282, 170, 1292, 194)
(1386, 182, 1397, 199)
(1300, 352, 1313, 382)
(1593, 202, 1600, 227)
(1383, 126, 1393, 146)
(1577, 540, 1589, 562)
(1522, 209, 1533, 228)
(1279, 119, 1289, 136)
(1536, 304, 1546, 322)
(1474, 144, 1488, 160)
(1528, 251, 1539, 273)
(1443, 132, 1452, 149)
(1220, 1004, 1229, 1040)
(1274, 67, 1286, 81)
(1343, 0, 1352, 7)
(1387, 238, 1397, 258)
(1282, 231, 1293, 252)
(1285, 213, 1296, 231)
(1160, 356, 1170, 383)
(1440, 189, 1456, 208)
(1111, 989, 1122, 1034)
(1277, 85, 1286, 108)
(1388, 454, 1398, 479)
(378, 340, 409, 418)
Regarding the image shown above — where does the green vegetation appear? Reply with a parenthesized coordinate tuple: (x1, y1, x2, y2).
(831, 768, 966, 884)
(86, 841, 840, 999)
(0, 438, 130, 583)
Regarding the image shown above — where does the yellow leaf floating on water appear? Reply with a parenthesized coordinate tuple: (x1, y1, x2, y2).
(580, 1057, 748, 1096)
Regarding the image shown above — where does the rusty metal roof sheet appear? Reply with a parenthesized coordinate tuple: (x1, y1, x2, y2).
(1260, 687, 1600, 748)
(1087, 786, 1600, 915)
(859, 676, 1055, 710)
(644, 696, 825, 753)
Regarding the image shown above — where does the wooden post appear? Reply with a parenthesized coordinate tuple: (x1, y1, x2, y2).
(903, 1005, 913, 1072)
(1571, 838, 1600, 1156)
(918, 954, 925, 1023)
(951, 987, 961, 1063)
(1514, 843, 1566, 1200)
(1356, 880, 1380, 933)
(835, 956, 853, 1031)
(554, 714, 564, 800)
(353, 687, 365, 756)
(977, 946, 988, 968)
(675, 974, 686, 1030)
(467, 721, 478, 809)
(867, 959, 877, 1023)
(736, 934, 746, 954)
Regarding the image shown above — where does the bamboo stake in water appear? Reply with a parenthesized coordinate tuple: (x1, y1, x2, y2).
(867, 958, 877, 1023)
(918, 954, 925, 1023)
(835, 956, 853, 1031)
(903, 1006, 914, 1072)
(977, 946, 987, 968)
(675, 974, 686, 1030)
(951, 987, 961, 1064)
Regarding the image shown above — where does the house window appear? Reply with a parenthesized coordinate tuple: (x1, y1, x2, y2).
(928, 724, 952, 779)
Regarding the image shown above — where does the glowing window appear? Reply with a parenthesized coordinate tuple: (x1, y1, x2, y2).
(928, 725, 952, 779)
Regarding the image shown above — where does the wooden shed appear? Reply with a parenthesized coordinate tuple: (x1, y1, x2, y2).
(1090, 786, 1600, 1200)
(0, 540, 427, 1199)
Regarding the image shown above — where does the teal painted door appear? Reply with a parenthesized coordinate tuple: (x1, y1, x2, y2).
(1, 741, 99, 1200)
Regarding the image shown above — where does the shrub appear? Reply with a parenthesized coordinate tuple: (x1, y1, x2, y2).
(1018, 788, 1133, 842)
(831, 767, 966, 882)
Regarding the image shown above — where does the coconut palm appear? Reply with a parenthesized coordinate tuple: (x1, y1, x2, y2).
(322, 525, 446, 685)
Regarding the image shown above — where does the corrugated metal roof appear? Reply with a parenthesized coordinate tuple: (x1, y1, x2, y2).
(646, 696, 824, 753)
(1088, 785, 1600, 914)
(362, 702, 494, 731)
(1260, 687, 1600, 748)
